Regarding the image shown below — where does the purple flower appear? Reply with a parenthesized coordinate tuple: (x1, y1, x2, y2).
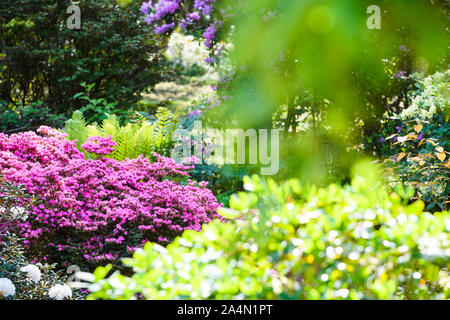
(140, 1, 153, 15)
(203, 24, 216, 48)
(142, 0, 218, 49)
(416, 132, 424, 141)
(379, 137, 385, 143)
(394, 71, 407, 79)
(188, 12, 201, 21)
(145, 14, 156, 25)
(188, 109, 201, 118)
(204, 57, 216, 64)
(155, 22, 175, 35)
(154, 0, 180, 19)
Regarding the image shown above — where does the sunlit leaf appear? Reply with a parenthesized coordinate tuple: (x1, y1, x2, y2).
(436, 152, 446, 162)
(413, 124, 423, 133)
(397, 152, 406, 161)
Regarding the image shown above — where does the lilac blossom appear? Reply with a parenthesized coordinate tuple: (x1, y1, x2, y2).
(155, 22, 175, 35)
(141, 0, 219, 48)
(394, 70, 407, 79)
(188, 12, 201, 21)
(140, 1, 153, 15)
(204, 24, 216, 48)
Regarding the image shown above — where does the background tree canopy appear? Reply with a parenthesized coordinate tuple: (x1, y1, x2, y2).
(0, 0, 170, 114)
(208, 0, 449, 183)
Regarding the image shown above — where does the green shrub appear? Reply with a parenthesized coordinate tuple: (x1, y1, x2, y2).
(385, 120, 449, 211)
(88, 162, 450, 300)
(189, 163, 253, 207)
(73, 82, 133, 124)
(372, 70, 450, 211)
(0, 102, 66, 133)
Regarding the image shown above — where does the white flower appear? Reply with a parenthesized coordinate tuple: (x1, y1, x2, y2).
(48, 284, 72, 300)
(10, 206, 25, 215)
(399, 70, 449, 120)
(0, 278, 16, 297)
(20, 264, 42, 283)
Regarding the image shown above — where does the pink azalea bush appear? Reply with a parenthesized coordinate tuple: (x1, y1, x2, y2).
(81, 135, 118, 155)
(0, 126, 222, 269)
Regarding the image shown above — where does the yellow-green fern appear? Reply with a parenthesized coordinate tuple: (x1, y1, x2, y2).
(64, 109, 177, 161)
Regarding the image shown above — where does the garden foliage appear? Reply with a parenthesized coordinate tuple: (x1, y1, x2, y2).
(377, 71, 449, 211)
(0, 102, 66, 134)
(88, 163, 450, 300)
(0, 0, 448, 302)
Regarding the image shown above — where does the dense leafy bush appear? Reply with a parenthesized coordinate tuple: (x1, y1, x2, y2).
(0, 102, 66, 133)
(65, 108, 177, 159)
(373, 70, 450, 211)
(72, 82, 134, 125)
(88, 163, 449, 300)
(0, 126, 221, 270)
(189, 164, 252, 206)
(385, 121, 449, 211)
(0, 0, 169, 113)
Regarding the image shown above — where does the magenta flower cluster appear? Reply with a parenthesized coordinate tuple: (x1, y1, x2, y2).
(81, 135, 118, 155)
(0, 127, 222, 268)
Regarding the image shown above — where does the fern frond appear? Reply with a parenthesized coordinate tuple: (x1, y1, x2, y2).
(86, 124, 102, 138)
(154, 107, 176, 155)
(65, 110, 88, 150)
(101, 115, 120, 140)
(134, 122, 157, 159)
(111, 123, 135, 161)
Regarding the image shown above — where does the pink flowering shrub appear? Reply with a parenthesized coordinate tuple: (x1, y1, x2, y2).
(81, 135, 118, 156)
(0, 127, 222, 269)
